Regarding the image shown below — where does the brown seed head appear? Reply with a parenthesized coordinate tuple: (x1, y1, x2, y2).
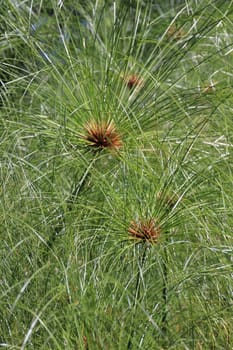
(202, 82, 217, 94)
(128, 218, 160, 244)
(124, 74, 144, 90)
(82, 120, 122, 151)
(83, 336, 88, 349)
(167, 24, 186, 40)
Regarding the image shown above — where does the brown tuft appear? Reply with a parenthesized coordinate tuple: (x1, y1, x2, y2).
(82, 120, 122, 151)
(83, 336, 88, 349)
(167, 24, 186, 40)
(124, 74, 144, 90)
(128, 218, 160, 244)
(202, 82, 217, 94)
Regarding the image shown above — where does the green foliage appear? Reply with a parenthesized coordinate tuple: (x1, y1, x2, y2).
(1, 0, 233, 349)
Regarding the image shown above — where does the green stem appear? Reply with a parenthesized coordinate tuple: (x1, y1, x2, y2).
(161, 247, 168, 337)
(67, 157, 97, 210)
(42, 157, 97, 293)
(127, 244, 147, 349)
(42, 157, 97, 262)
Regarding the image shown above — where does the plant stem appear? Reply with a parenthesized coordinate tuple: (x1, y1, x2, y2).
(161, 247, 168, 337)
(67, 157, 97, 211)
(42, 156, 97, 293)
(42, 157, 97, 264)
(127, 244, 147, 349)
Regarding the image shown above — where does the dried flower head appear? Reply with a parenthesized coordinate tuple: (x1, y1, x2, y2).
(167, 24, 186, 40)
(82, 120, 122, 151)
(83, 336, 88, 349)
(124, 74, 144, 90)
(202, 81, 217, 94)
(128, 218, 160, 244)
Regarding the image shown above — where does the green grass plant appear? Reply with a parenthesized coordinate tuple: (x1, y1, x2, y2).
(1, 0, 233, 349)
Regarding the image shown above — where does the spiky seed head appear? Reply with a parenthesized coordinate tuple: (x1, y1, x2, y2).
(167, 24, 186, 40)
(202, 81, 217, 93)
(83, 336, 88, 349)
(128, 218, 160, 244)
(124, 74, 144, 90)
(82, 120, 122, 151)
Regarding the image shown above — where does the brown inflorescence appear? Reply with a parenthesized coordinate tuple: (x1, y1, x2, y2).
(128, 218, 160, 244)
(82, 120, 122, 151)
(202, 82, 216, 94)
(83, 336, 88, 349)
(124, 74, 144, 90)
(167, 24, 186, 40)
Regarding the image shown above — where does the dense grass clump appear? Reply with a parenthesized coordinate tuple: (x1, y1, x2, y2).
(1, 0, 233, 349)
